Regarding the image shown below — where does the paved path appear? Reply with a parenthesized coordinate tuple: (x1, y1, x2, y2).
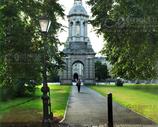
(62, 86, 157, 127)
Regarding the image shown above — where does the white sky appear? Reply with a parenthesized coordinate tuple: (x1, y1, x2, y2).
(57, 0, 104, 55)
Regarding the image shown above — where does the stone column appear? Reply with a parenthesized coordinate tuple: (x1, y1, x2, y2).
(85, 58, 89, 79)
(69, 21, 72, 37)
(66, 57, 69, 79)
(91, 57, 95, 79)
(67, 57, 72, 80)
(89, 58, 92, 79)
(68, 21, 70, 37)
(61, 58, 68, 80)
(85, 21, 88, 37)
(80, 20, 84, 41)
(72, 21, 76, 41)
(86, 57, 90, 79)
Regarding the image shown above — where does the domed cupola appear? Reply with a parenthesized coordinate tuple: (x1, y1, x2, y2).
(68, 0, 88, 17)
(64, 0, 95, 54)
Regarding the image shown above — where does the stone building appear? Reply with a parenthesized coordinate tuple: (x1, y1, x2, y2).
(60, 0, 96, 84)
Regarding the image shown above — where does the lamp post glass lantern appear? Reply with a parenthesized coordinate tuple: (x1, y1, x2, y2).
(39, 16, 52, 33)
(39, 16, 53, 125)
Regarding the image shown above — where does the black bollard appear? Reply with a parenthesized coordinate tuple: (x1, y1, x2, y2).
(108, 93, 113, 127)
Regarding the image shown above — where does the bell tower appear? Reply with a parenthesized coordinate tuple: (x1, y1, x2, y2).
(60, 0, 96, 84)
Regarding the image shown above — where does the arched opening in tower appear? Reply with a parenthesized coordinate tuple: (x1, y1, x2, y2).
(73, 73, 79, 81)
(72, 62, 84, 81)
(76, 21, 80, 36)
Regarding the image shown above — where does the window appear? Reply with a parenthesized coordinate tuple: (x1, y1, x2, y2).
(70, 22, 73, 26)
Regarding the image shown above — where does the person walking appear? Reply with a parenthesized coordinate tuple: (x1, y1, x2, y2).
(76, 79, 81, 92)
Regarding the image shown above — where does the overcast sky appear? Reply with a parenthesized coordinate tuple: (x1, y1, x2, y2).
(57, 0, 104, 55)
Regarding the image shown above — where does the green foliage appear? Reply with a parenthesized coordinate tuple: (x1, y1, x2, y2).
(47, 52, 65, 82)
(95, 61, 109, 81)
(0, 0, 64, 99)
(115, 77, 124, 86)
(48, 69, 59, 82)
(88, 0, 158, 80)
(13, 79, 37, 97)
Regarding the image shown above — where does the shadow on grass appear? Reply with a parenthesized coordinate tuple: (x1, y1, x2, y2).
(93, 84, 158, 95)
(0, 97, 39, 112)
(0, 85, 71, 125)
(124, 85, 158, 95)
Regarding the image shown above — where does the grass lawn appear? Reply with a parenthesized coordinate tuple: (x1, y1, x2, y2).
(89, 84, 158, 124)
(0, 85, 71, 123)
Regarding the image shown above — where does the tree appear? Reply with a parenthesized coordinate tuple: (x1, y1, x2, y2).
(0, 0, 64, 100)
(95, 61, 109, 81)
(47, 52, 65, 82)
(88, 0, 158, 80)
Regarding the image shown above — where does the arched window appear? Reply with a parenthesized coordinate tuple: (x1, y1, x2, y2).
(70, 22, 73, 26)
(76, 21, 80, 36)
(69, 22, 73, 37)
(83, 21, 85, 36)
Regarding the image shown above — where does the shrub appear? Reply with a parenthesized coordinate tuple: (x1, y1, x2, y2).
(0, 87, 14, 101)
(14, 79, 37, 97)
(0, 79, 37, 101)
(115, 77, 124, 86)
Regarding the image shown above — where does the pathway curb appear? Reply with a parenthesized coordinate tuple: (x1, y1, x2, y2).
(59, 87, 71, 123)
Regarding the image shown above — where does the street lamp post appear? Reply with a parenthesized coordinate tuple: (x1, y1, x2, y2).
(39, 16, 53, 126)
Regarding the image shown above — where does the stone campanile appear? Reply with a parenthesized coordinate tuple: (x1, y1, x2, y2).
(60, 0, 96, 84)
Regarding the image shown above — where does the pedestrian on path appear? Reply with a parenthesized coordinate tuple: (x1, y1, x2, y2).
(76, 78, 81, 92)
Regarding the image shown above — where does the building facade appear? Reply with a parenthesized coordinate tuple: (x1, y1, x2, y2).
(60, 0, 96, 84)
